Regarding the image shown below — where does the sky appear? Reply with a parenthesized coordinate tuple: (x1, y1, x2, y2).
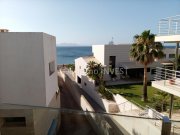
(0, 0, 180, 45)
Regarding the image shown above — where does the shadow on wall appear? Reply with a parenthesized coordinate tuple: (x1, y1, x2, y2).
(58, 73, 81, 109)
(81, 75, 106, 110)
(57, 70, 129, 135)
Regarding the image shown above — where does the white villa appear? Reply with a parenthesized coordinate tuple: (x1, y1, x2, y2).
(75, 43, 177, 116)
(151, 15, 180, 118)
(0, 30, 59, 135)
(0, 30, 59, 107)
(75, 44, 177, 89)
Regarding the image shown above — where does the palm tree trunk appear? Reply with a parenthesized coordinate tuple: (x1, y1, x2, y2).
(143, 64, 148, 102)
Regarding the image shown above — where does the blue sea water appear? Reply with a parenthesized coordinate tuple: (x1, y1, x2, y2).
(56, 46, 92, 64)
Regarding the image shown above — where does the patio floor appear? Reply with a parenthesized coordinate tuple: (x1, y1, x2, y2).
(152, 80, 180, 97)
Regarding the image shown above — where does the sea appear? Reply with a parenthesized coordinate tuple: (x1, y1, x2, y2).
(56, 46, 92, 64)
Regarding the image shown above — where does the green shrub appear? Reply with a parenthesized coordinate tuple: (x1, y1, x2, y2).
(151, 96, 168, 112)
(98, 85, 113, 100)
(67, 64, 75, 71)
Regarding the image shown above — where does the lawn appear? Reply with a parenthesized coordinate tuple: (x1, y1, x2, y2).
(106, 84, 180, 110)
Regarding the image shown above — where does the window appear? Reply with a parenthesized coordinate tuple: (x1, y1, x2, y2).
(84, 82, 87, 86)
(77, 76, 81, 84)
(169, 54, 175, 58)
(147, 68, 150, 72)
(151, 69, 156, 75)
(84, 69, 86, 72)
(79, 66, 81, 69)
(3, 117, 26, 127)
(164, 54, 166, 58)
(49, 61, 55, 76)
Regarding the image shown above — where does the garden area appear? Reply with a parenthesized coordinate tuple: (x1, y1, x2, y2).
(106, 84, 180, 112)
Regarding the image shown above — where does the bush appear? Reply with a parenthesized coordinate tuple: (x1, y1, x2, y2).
(98, 84, 113, 100)
(67, 64, 75, 71)
(151, 97, 168, 112)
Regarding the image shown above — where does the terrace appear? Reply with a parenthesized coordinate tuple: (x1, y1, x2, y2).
(156, 15, 180, 42)
(152, 67, 180, 97)
(152, 15, 180, 119)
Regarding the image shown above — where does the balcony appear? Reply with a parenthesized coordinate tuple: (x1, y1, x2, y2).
(155, 15, 180, 42)
(152, 67, 180, 97)
(0, 103, 176, 135)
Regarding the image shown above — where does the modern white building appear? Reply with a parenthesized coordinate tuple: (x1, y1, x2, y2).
(151, 15, 180, 118)
(75, 44, 176, 86)
(0, 30, 59, 107)
(75, 44, 176, 112)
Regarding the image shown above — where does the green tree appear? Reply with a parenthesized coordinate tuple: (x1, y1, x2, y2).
(151, 91, 169, 112)
(86, 61, 102, 84)
(130, 30, 164, 102)
(86, 61, 113, 100)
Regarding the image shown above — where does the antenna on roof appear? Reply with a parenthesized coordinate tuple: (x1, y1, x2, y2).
(108, 37, 114, 45)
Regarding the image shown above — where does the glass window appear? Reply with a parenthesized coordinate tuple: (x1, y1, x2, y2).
(49, 61, 55, 76)
(164, 54, 166, 58)
(169, 54, 175, 58)
(151, 69, 156, 75)
(3, 117, 26, 127)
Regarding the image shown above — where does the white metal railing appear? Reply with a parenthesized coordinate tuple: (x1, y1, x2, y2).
(116, 99, 145, 115)
(158, 15, 180, 36)
(154, 67, 180, 87)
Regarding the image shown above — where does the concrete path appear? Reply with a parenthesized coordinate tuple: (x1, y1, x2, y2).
(58, 77, 96, 135)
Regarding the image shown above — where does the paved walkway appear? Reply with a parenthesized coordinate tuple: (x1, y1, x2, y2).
(60, 69, 105, 112)
(58, 76, 96, 135)
(58, 69, 129, 135)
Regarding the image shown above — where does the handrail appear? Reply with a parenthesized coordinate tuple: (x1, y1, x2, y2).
(146, 105, 164, 119)
(115, 98, 145, 113)
(1, 103, 162, 120)
(154, 67, 180, 87)
(158, 15, 180, 36)
(116, 100, 130, 106)
(130, 100, 146, 110)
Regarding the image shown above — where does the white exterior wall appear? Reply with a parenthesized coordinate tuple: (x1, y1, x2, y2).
(93, 44, 131, 67)
(0, 32, 58, 107)
(43, 33, 58, 106)
(104, 44, 131, 67)
(92, 45, 105, 65)
(163, 48, 177, 60)
(93, 44, 131, 81)
(75, 57, 87, 82)
(155, 35, 180, 42)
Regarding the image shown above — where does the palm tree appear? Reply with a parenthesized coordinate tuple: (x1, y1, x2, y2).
(86, 61, 102, 84)
(130, 30, 164, 102)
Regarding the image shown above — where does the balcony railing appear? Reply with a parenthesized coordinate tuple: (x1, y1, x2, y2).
(0, 103, 165, 135)
(154, 67, 180, 87)
(158, 15, 180, 36)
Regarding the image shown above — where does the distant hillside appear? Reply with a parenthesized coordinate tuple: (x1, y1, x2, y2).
(57, 43, 91, 46)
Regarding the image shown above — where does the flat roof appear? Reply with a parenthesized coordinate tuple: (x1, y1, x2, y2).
(82, 56, 100, 63)
(119, 62, 162, 69)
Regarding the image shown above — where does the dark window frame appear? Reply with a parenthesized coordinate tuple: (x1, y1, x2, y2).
(169, 54, 175, 58)
(49, 61, 55, 76)
(3, 117, 26, 127)
(151, 69, 156, 75)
